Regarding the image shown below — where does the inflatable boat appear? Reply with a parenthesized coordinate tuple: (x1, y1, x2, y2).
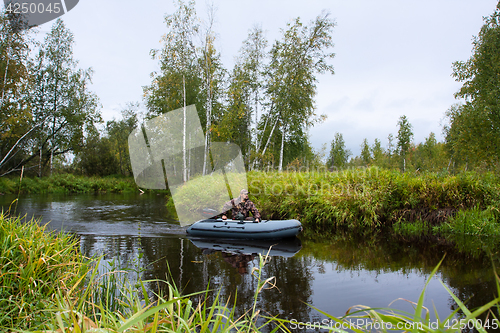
(186, 218, 302, 240)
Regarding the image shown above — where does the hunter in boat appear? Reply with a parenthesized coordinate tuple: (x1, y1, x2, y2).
(221, 189, 261, 222)
(186, 189, 303, 239)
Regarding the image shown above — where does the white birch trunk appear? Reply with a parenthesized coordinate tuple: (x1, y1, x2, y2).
(50, 148, 53, 176)
(279, 124, 285, 172)
(261, 116, 279, 158)
(39, 148, 42, 177)
(183, 75, 187, 183)
(202, 49, 212, 176)
(1, 56, 9, 108)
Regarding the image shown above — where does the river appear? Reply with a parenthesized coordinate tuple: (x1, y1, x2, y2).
(1, 192, 498, 332)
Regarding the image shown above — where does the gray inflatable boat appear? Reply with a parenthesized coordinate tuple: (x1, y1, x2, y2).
(186, 218, 303, 240)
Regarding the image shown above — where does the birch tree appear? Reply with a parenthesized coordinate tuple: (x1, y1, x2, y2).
(261, 12, 335, 171)
(199, 7, 225, 175)
(445, 1, 500, 168)
(29, 19, 100, 176)
(239, 26, 268, 164)
(145, 0, 203, 182)
(220, 26, 267, 167)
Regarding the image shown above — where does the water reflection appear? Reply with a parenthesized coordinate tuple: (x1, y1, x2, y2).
(1, 193, 499, 332)
(189, 238, 302, 259)
(189, 238, 302, 287)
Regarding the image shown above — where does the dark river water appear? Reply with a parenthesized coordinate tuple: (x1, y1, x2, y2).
(1, 192, 499, 332)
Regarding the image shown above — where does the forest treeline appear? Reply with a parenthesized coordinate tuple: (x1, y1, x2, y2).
(1, 1, 500, 179)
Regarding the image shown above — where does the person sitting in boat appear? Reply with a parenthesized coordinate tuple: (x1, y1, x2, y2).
(221, 189, 261, 222)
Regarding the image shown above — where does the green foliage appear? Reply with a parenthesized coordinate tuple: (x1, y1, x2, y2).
(435, 206, 500, 237)
(393, 219, 433, 238)
(144, 0, 204, 119)
(0, 212, 88, 330)
(360, 138, 371, 166)
(263, 12, 334, 170)
(411, 133, 450, 172)
(327, 132, 351, 170)
(446, 1, 500, 168)
(75, 103, 138, 177)
(28, 19, 101, 176)
(0, 11, 33, 176)
(222, 25, 269, 167)
(370, 138, 386, 168)
(0, 174, 138, 194)
(396, 115, 414, 171)
(217, 63, 253, 160)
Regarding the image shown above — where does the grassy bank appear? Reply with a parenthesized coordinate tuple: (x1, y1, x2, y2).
(0, 212, 88, 330)
(246, 167, 500, 234)
(0, 173, 140, 194)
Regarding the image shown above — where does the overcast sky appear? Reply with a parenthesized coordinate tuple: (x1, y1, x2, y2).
(35, 0, 499, 157)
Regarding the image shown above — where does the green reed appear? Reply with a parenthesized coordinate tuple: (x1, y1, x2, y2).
(41, 252, 285, 332)
(0, 211, 88, 330)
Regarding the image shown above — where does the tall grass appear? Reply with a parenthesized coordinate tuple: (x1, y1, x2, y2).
(42, 252, 285, 332)
(0, 212, 88, 330)
(245, 167, 500, 232)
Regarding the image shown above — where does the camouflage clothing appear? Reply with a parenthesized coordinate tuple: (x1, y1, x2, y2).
(222, 198, 261, 220)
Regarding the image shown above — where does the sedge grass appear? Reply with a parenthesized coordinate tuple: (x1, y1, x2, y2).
(169, 167, 500, 234)
(0, 211, 88, 330)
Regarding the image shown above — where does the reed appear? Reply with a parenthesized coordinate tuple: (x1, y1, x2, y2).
(41, 252, 285, 332)
(0, 212, 88, 330)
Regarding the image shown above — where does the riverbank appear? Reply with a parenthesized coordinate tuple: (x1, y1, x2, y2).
(247, 167, 500, 237)
(0, 173, 140, 194)
(5, 167, 500, 252)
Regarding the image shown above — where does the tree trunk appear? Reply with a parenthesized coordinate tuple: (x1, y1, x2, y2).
(261, 115, 279, 161)
(252, 101, 273, 169)
(279, 124, 285, 172)
(182, 75, 187, 183)
(39, 148, 42, 177)
(1, 56, 9, 108)
(203, 56, 212, 176)
(50, 148, 53, 176)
